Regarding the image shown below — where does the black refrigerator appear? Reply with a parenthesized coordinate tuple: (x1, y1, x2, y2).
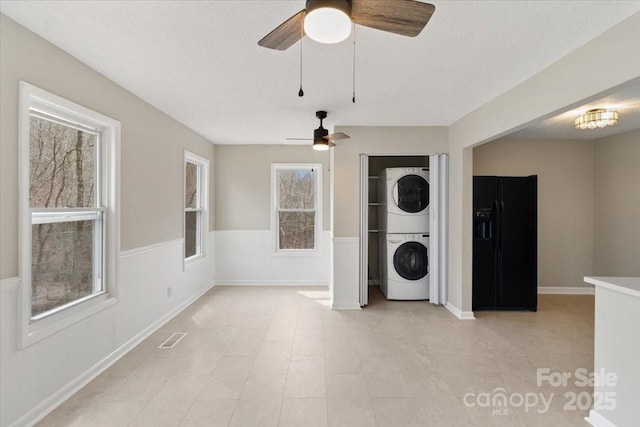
(473, 176, 537, 311)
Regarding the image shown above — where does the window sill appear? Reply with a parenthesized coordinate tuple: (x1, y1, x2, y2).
(272, 249, 323, 258)
(21, 293, 118, 349)
(184, 253, 207, 270)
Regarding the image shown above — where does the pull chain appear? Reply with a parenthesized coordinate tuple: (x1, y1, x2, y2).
(299, 13, 305, 97)
(352, 22, 356, 103)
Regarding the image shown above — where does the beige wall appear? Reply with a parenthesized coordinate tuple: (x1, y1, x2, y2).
(593, 129, 640, 276)
(332, 126, 448, 237)
(0, 14, 215, 279)
(473, 139, 595, 287)
(214, 145, 330, 231)
(449, 13, 640, 311)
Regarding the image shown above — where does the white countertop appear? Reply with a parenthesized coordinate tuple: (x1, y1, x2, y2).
(584, 276, 640, 299)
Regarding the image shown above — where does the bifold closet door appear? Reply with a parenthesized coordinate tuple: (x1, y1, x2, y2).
(359, 154, 369, 306)
(429, 153, 448, 305)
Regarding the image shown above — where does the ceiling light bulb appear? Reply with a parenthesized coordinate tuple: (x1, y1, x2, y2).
(313, 140, 330, 151)
(304, 7, 352, 44)
(574, 109, 618, 130)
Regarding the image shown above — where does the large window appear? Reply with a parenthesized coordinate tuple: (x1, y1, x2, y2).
(29, 113, 103, 317)
(271, 164, 322, 254)
(20, 82, 120, 346)
(184, 151, 208, 263)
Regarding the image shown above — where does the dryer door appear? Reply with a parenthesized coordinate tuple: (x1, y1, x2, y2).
(393, 242, 429, 281)
(393, 174, 429, 213)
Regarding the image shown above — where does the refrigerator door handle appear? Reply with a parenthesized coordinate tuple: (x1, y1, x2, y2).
(494, 200, 501, 248)
(499, 200, 505, 248)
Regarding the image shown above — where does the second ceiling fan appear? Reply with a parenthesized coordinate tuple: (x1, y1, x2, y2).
(287, 111, 350, 151)
(258, 0, 436, 50)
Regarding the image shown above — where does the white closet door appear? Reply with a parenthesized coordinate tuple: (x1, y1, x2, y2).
(359, 154, 369, 306)
(429, 154, 448, 305)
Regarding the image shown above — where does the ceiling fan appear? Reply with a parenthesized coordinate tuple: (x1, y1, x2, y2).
(287, 111, 350, 151)
(258, 0, 436, 50)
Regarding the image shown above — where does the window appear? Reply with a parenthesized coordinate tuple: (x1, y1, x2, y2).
(29, 113, 103, 318)
(271, 164, 322, 254)
(19, 82, 120, 346)
(184, 151, 208, 264)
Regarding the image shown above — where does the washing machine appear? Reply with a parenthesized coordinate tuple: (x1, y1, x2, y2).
(380, 233, 429, 300)
(378, 168, 429, 233)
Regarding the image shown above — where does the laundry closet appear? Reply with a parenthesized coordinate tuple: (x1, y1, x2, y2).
(359, 154, 448, 306)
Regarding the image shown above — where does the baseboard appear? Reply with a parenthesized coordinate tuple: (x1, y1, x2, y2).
(585, 409, 617, 427)
(11, 282, 215, 427)
(215, 281, 330, 286)
(331, 302, 362, 310)
(538, 286, 595, 295)
(445, 302, 475, 320)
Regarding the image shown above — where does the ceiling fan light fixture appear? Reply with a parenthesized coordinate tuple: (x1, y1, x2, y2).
(304, 0, 352, 44)
(313, 139, 331, 151)
(574, 108, 618, 130)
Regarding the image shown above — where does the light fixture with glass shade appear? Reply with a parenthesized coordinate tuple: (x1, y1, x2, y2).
(574, 109, 618, 130)
(313, 139, 331, 151)
(304, 0, 353, 44)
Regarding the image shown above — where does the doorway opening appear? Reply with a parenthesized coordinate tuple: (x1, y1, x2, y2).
(360, 155, 429, 307)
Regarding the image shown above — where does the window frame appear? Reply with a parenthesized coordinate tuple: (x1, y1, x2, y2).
(183, 150, 209, 267)
(19, 82, 120, 348)
(271, 163, 323, 257)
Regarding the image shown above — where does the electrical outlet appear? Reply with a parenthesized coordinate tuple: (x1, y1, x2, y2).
(167, 286, 172, 297)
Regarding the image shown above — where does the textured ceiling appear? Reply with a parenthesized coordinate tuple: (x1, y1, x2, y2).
(2, 1, 639, 145)
(507, 80, 640, 140)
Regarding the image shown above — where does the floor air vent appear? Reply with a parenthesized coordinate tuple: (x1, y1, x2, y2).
(158, 332, 187, 349)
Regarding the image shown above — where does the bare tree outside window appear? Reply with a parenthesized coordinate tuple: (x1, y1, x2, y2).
(185, 162, 199, 258)
(277, 169, 316, 250)
(29, 116, 96, 208)
(29, 114, 102, 317)
(185, 162, 198, 209)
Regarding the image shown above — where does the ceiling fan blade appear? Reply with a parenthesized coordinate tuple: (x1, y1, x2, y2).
(329, 141, 336, 147)
(258, 10, 306, 50)
(352, 0, 435, 37)
(324, 132, 350, 141)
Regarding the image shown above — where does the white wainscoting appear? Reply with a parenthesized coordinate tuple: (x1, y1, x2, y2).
(332, 237, 361, 310)
(214, 230, 331, 286)
(0, 276, 20, 292)
(1, 232, 215, 427)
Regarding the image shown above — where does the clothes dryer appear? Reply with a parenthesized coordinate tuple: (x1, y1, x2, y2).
(378, 168, 429, 233)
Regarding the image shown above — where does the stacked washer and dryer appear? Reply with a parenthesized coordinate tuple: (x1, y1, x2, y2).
(378, 168, 430, 300)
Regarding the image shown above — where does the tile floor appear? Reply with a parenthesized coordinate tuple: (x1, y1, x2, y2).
(37, 286, 594, 426)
